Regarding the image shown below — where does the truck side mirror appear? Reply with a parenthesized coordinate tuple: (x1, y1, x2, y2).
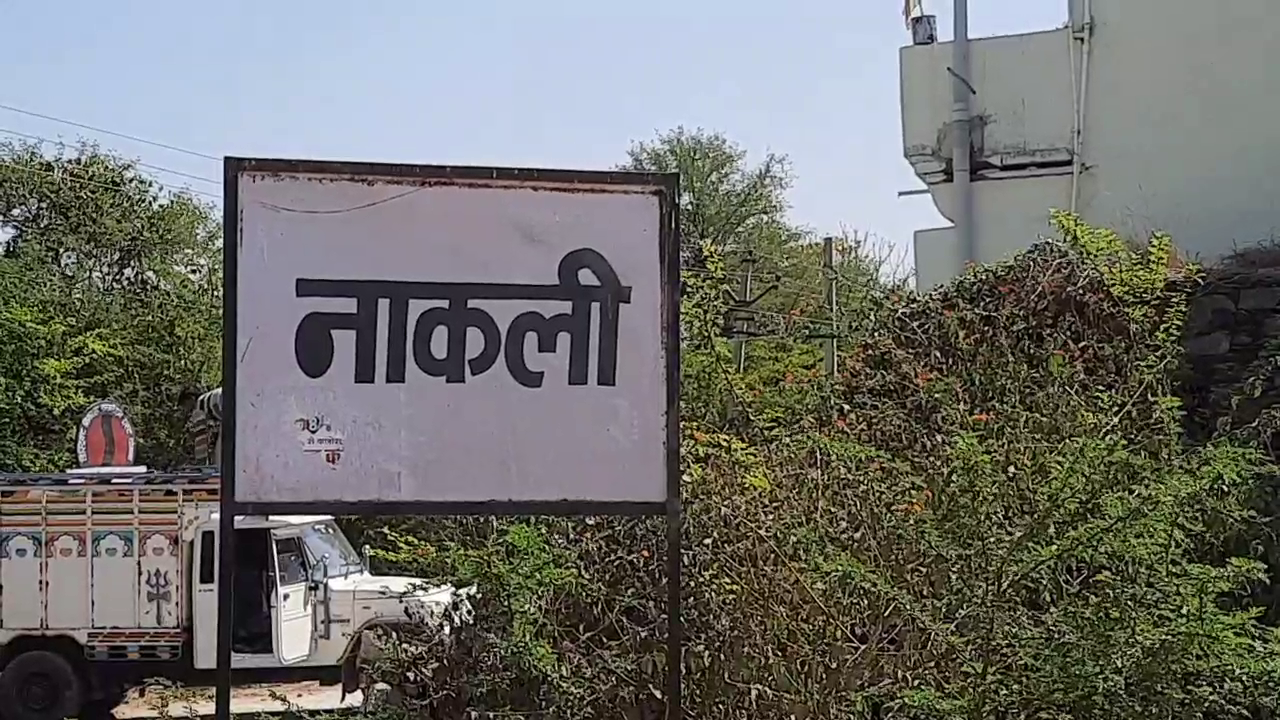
(309, 554, 330, 586)
(361, 544, 372, 571)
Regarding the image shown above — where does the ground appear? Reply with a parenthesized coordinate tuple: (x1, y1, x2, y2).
(113, 681, 363, 718)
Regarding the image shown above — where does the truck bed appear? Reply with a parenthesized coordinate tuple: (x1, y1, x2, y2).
(0, 471, 216, 639)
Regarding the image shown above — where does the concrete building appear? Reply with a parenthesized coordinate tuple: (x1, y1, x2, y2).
(901, 0, 1280, 289)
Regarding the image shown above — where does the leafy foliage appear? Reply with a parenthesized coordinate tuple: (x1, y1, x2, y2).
(622, 126, 798, 261)
(349, 212, 1280, 719)
(0, 139, 220, 470)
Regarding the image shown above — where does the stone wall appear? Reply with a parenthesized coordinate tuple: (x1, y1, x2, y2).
(1182, 249, 1280, 443)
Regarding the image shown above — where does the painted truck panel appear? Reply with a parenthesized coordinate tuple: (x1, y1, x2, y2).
(0, 474, 206, 659)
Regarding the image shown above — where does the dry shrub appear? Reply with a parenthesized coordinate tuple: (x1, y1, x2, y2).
(344, 214, 1280, 719)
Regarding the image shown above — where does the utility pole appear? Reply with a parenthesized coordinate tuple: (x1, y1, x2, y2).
(726, 251, 756, 421)
(733, 254, 754, 373)
(823, 236, 837, 376)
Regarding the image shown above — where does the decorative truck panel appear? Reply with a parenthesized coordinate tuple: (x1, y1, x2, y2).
(0, 473, 217, 655)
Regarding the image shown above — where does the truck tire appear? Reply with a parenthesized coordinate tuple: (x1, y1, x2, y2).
(0, 650, 84, 720)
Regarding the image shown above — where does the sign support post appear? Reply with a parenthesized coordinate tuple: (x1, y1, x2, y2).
(216, 158, 680, 720)
(667, 492, 682, 716)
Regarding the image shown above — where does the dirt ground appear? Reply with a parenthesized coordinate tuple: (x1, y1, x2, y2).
(112, 681, 363, 718)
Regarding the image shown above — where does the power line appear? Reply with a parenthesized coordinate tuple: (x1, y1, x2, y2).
(0, 127, 221, 189)
(0, 102, 219, 162)
(0, 159, 219, 201)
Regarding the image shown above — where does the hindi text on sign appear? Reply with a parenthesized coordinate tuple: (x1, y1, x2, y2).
(292, 247, 631, 388)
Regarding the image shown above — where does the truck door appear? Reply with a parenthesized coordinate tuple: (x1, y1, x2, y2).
(192, 528, 219, 669)
(270, 530, 315, 664)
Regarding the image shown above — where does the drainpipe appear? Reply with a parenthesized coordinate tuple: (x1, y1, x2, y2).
(1069, 0, 1094, 214)
(952, 0, 974, 269)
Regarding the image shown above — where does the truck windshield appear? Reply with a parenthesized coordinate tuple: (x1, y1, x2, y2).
(301, 520, 364, 577)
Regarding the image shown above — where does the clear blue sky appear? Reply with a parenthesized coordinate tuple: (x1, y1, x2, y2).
(4, 0, 1063, 270)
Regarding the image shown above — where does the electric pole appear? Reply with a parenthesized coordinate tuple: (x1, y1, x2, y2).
(733, 254, 755, 373)
(823, 236, 837, 376)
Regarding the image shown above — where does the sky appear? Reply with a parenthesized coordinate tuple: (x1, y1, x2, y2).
(3, 0, 1065, 270)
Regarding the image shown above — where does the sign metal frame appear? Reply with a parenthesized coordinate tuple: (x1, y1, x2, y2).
(215, 157, 681, 720)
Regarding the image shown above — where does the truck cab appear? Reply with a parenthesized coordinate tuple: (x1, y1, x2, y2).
(190, 512, 467, 672)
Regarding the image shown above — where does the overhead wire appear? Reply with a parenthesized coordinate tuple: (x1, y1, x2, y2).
(0, 102, 223, 200)
(0, 102, 220, 162)
(0, 156, 220, 202)
(0, 127, 221, 199)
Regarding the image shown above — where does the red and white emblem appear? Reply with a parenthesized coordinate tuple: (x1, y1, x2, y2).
(76, 400, 137, 468)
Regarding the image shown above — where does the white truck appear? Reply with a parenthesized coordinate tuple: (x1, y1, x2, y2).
(0, 399, 467, 720)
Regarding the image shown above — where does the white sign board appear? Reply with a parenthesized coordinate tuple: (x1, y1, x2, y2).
(228, 162, 675, 506)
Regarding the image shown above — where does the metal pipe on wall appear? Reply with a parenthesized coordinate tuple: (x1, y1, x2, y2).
(952, 0, 974, 269)
(1069, 0, 1094, 214)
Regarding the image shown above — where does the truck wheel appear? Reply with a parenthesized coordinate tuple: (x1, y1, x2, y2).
(0, 650, 84, 720)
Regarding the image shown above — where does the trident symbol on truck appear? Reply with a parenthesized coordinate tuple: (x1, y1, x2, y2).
(145, 569, 172, 622)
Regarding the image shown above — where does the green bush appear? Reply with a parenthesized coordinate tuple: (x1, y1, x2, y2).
(344, 214, 1280, 719)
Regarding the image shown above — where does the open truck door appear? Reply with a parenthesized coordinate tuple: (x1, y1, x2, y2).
(270, 530, 316, 664)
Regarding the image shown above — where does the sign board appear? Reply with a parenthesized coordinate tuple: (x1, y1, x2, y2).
(224, 160, 678, 509)
(218, 158, 682, 720)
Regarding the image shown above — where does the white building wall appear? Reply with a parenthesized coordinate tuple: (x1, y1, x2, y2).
(902, 0, 1280, 288)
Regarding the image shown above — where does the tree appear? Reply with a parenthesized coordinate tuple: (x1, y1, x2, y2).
(0, 139, 221, 470)
(622, 127, 899, 399)
(621, 126, 800, 262)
